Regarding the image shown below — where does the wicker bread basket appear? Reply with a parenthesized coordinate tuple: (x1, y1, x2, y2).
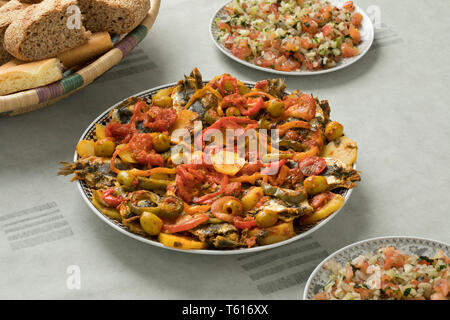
(0, 0, 160, 117)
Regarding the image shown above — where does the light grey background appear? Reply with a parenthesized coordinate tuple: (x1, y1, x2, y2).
(0, 0, 449, 299)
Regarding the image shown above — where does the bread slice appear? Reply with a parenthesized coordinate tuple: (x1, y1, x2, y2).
(79, 0, 150, 34)
(0, 58, 63, 95)
(4, 0, 91, 61)
(58, 31, 112, 68)
(0, 0, 26, 65)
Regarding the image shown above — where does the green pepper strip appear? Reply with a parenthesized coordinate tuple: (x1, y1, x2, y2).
(260, 182, 307, 205)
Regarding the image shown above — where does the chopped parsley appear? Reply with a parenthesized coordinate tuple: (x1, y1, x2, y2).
(403, 288, 411, 297)
(419, 256, 434, 264)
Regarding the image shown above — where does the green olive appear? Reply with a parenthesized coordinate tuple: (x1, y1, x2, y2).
(153, 133, 170, 152)
(303, 175, 329, 195)
(117, 170, 136, 187)
(140, 211, 163, 236)
(258, 118, 271, 129)
(226, 107, 241, 117)
(204, 109, 220, 125)
(325, 121, 344, 141)
(255, 211, 278, 228)
(222, 199, 243, 216)
(94, 138, 116, 157)
(238, 84, 251, 95)
(266, 100, 285, 117)
(223, 80, 235, 93)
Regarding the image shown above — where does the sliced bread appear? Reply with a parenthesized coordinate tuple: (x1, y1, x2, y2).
(79, 0, 150, 34)
(0, 0, 26, 65)
(58, 31, 112, 68)
(4, 0, 91, 61)
(0, 58, 63, 95)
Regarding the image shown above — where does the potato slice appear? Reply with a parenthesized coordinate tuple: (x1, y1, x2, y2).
(76, 140, 95, 158)
(95, 123, 107, 140)
(212, 151, 245, 176)
(117, 144, 137, 164)
(158, 233, 208, 250)
(258, 222, 296, 245)
(300, 194, 345, 225)
(241, 187, 264, 212)
(169, 109, 198, 136)
(321, 136, 357, 166)
(92, 197, 122, 221)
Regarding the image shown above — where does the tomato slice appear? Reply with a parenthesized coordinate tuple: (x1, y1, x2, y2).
(298, 156, 327, 176)
(233, 216, 257, 230)
(162, 214, 209, 233)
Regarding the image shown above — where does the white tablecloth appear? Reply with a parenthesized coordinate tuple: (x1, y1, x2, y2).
(0, 0, 449, 299)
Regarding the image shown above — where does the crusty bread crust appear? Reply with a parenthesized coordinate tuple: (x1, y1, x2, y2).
(0, 0, 25, 65)
(4, 0, 91, 61)
(79, 0, 150, 34)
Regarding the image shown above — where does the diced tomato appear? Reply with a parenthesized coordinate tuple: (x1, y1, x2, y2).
(354, 287, 370, 300)
(300, 38, 313, 49)
(231, 41, 252, 60)
(341, 42, 359, 57)
(217, 22, 231, 33)
(433, 279, 449, 296)
(274, 56, 300, 72)
(320, 5, 332, 21)
(322, 24, 333, 37)
(313, 292, 328, 300)
(343, 1, 355, 11)
(233, 216, 257, 229)
(162, 214, 209, 233)
(269, 3, 279, 18)
(348, 24, 361, 44)
(351, 13, 363, 27)
(301, 18, 318, 34)
(383, 252, 407, 270)
(346, 265, 354, 281)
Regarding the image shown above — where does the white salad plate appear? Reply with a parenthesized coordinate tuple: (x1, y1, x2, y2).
(75, 81, 356, 255)
(210, 0, 375, 76)
(303, 236, 450, 300)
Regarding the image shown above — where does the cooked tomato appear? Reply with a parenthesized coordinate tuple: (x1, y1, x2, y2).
(310, 192, 334, 210)
(233, 216, 257, 229)
(105, 122, 132, 142)
(298, 156, 327, 176)
(162, 214, 209, 233)
(101, 188, 125, 207)
(128, 133, 153, 164)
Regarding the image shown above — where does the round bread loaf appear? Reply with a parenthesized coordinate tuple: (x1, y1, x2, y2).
(4, 0, 91, 61)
